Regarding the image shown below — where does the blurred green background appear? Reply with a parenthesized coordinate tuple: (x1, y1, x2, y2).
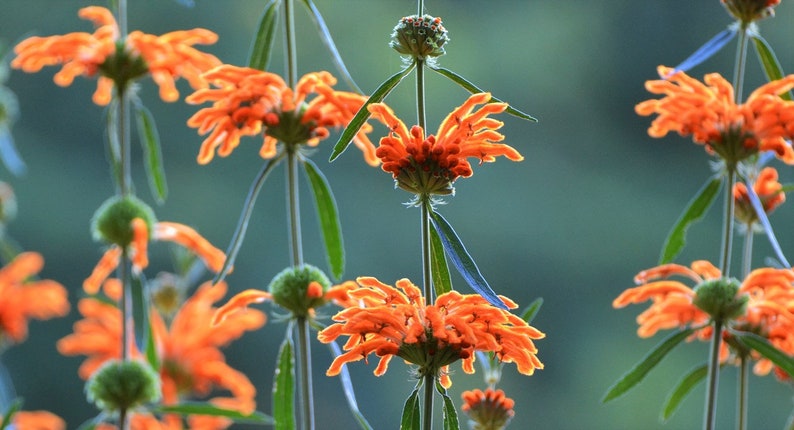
(2, 1, 794, 429)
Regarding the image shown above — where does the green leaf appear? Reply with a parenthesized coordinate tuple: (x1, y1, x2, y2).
(659, 175, 722, 264)
(732, 331, 794, 379)
(428, 209, 507, 310)
(248, 0, 280, 71)
(133, 100, 167, 203)
(400, 388, 421, 430)
(520, 297, 544, 325)
(130, 273, 150, 356)
(214, 155, 284, 285)
(274, 335, 296, 430)
(436, 381, 460, 430)
(661, 363, 707, 421)
(429, 225, 452, 296)
(303, 158, 344, 279)
(428, 66, 537, 122)
(154, 402, 273, 423)
(299, 0, 361, 93)
(602, 327, 695, 403)
(0, 398, 22, 430)
(329, 62, 416, 162)
(751, 34, 791, 100)
(327, 340, 374, 430)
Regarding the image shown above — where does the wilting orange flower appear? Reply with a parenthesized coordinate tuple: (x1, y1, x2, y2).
(186, 66, 376, 165)
(733, 166, 785, 225)
(58, 280, 265, 418)
(318, 277, 544, 388)
(0, 252, 69, 349)
(461, 388, 515, 430)
(367, 93, 523, 196)
(12, 6, 220, 105)
(84, 218, 225, 295)
(636, 66, 794, 165)
(1, 410, 66, 430)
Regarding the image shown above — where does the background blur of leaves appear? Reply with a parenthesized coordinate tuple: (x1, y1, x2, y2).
(2, 1, 794, 428)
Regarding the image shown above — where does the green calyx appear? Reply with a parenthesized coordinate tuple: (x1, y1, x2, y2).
(693, 277, 747, 322)
(268, 264, 330, 318)
(390, 15, 449, 60)
(98, 41, 149, 96)
(91, 195, 156, 247)
(86, 359, 161, 413)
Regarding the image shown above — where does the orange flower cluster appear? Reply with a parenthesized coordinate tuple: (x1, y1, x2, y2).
(318, 277, 544, 388)
(0, 252, 69, 349)
(461, 388, 515, 430)
(11, 6, 220, 105)
(368, 93, 523, 195)
(3, 410, 65, 430)
(58, 280, 265, 426)
(733, 167, 785, 225)
(186, 66, 376, 165)
(636, 66, 794, 166)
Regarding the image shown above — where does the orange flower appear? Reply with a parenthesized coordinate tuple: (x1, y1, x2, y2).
(367, 93, 523, 195)
(461, 388, 515, 430)
(317, 277, 544, 388)
(733, 166, 785, 225)
(636, 66, 794, 166)
(11, 6, 220, 105)
(2, 410, 66, 430)
(0, 252, 69, 349)
(58, 280, 265, 418)
(186, 66, 376, 165)
(84, 218, 226, 295)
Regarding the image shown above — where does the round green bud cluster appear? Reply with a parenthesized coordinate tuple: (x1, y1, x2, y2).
(86, 359, 161, 412)
(268, 264, 330, 318)
(390, 15, 449, 60)
(91, 195, 156, 247)
(693, 278, 748, 322)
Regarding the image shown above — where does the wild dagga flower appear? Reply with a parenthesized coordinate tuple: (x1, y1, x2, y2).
(461, 388, 515, 430)
(733, 166, 785, 225)
(11, 6, 220, 105)
(368, 92, 522, 196)
(0, 252, 69, 350)
(317, 277, 544, 388)
(636, 66, 794, 167)
(186, 66, 377, 165)
(722, 0, 781, 23)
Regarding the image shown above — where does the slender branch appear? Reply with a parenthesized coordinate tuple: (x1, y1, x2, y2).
(296, 317, 314, 430)
(286, 150, 303, 267)
(741, 227, 753, 279)
(418, 0, 423, 15)
(284, 0, 298, 88)
(703, 319, 723, 430)
(737, 355, 749, 430)
(416, 60, 426, 130)
(423, 374, 434, 430)
(720, 168, 736, 277)
(732, 25, 749, 103)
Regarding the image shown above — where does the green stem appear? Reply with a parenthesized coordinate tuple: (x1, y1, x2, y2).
(421, 197, 433, 303)
(416, 60, 426, 130)
(284, 0, 298, 89)
(417, 0, 424, 15)
(737, 355, 749, 430)
(720, 168, 736, 277)
(296, 317, 314, 430)
(704, 319, 723, 430)
(423, 374, 434, 430)
(286, 150, 303, 267)
(741, 227, 754, 279)
(732, 25, 749, 104)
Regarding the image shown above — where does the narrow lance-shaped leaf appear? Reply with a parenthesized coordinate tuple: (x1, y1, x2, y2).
(329, 62, 416, 162)
(248, 0, 280, 71)
(751, 33, 791, 100)
(154, 403, 272, 423)
(326, 339, 374, 430)
(214, 155, 284, 285)
(602, 327, 695, 403)
(429, 225, 452, 296)
(659, 175, 722, 264)
(400, 388, 421, 430)
(300, 0, 361, 93)
(428, 209, 507, 310)
(661, 363, 708, 421)
(429, 66, 537, 122)
(672, 27, 738, 74)
(436, 380, 461, 430)
(274, 335, 296, 430)
(302, 158, 344, 279)
(0, 398, 21, 430)
(133, 100, 167, 203)
(130, 272, 150, 355)
(732, 330, 794, 379)
(521, 297, 544, 324)
(745, 182, 790, 267)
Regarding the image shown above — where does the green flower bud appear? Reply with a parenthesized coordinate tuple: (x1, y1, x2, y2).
(91, 195, 156, 247)
(86, 360, 161, 413)
(693, 278, 747, 322)
(268, 264, 330, 318)
(390, 15, 449, 60)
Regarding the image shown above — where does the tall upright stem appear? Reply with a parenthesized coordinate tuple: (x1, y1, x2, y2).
(284, 0, 298, 89)
(704, 319, 724, 430)
(296, 317, 314, 430)
(286, 150, 303, 267)
(732, 26, 749, 103)
(720, 168, 736, 277)
(737, 355, 749, 430)
(416, 60, 426, 130)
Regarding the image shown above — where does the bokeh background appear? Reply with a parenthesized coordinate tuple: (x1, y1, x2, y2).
(2, 1, 794, 429)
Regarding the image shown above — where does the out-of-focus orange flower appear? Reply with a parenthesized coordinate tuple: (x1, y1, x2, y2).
(367, 93, 523, 196)
(2, 410, 66, 430)
(636, 66, 794, 166)
(11, 6, 220, 105)
(461, 388, 515, 430)
(0, 252, 69, 349)
(318, 277, 544, 388)
(58, 280, 265, 420)
(733, 167, 785, 225)
(186, 66, 376, 165)
(722, 0, 781, 23)
(84, 218, 226, 295)
(94, 411, 236, 430)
